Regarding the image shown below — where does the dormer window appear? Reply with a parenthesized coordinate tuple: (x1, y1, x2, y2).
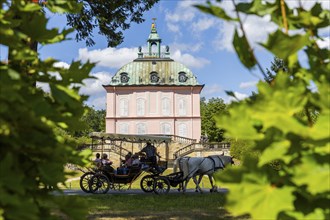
(150, 72, 159, 83)
(120, 72, 129, 83)
(178, 72, 188, 82)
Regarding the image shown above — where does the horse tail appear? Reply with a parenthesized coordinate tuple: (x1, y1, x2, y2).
(173, 157, 189, 180)
(173, 157, 179, 173)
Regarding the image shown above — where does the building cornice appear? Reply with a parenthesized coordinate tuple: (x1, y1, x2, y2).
(105, 116, 202, 120)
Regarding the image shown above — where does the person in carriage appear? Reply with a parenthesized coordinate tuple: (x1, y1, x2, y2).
(139, 142, 161, 172)
(131, 153, 140, 166)
(101, 153, 114, 173)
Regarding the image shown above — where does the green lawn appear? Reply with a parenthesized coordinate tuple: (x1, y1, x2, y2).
(78, 193, 243, 220)
(56, 169, 249, 219)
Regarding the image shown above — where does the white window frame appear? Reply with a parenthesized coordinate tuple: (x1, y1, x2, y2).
(119, 123, 129, 134)
(162, 97, 170, 116)
(161, 123, 171, 135)
(178, 123, 187, 137)
(119, 98, 128, 116)
(136, 98, 145, 116)
(178, 98, 187, 116)
(136, 123, 147, 134)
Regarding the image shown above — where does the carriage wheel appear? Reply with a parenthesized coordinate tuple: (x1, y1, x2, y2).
(153, 177, 170, 194)
(112, 183, 125, 191)
(79, 172, 94, 193)
(140, 175, 155, 193)
(89, 173, 110, 194)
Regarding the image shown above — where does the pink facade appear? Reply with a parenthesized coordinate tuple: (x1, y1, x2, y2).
(104, 86, 203, 141)
(104, 23, 203, 141)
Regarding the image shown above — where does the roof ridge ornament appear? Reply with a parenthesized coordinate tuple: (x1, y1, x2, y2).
(151, 18, 157, 32)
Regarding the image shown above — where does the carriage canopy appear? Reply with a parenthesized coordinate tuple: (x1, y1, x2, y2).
(89, 132, 172, 144)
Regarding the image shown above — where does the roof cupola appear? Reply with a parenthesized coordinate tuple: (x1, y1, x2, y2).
(147, 18, 161, 58)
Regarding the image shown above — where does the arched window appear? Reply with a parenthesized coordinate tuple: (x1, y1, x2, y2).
(150, 42, 157, 55)
(137, 98, 145, 116)
(162, 97, 170, 116)
(119, 99, 128, 116)
(137, 123, 147, 134)
(178, 98, 186, 116)
(178, 123, 187, 137)
(161, 123, 171, 135)
(119, 123, 129, 134)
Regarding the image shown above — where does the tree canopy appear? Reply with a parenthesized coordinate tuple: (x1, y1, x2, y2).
(0, 0, 155, 219)
(200, 97, 227, 142)
(66, 0, 159, 47)
(197, 0, 329, 219)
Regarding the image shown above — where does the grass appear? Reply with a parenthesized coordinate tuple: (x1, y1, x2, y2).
(56, 169, 249, 219)
(80, 193, 239, 220)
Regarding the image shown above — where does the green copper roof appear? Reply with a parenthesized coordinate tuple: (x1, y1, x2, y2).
(106, 21, 201, 87)
(108, 59, 200, 86)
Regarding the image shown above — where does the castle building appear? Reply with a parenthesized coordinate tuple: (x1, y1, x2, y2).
(103, 22, 204, 141)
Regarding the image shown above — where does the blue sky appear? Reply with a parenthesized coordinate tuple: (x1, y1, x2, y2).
(1, 0, 329, 109)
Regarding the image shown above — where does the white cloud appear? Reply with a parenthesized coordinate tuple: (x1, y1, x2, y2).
(80, 71, 112, 96)
(239, 81, 258, 89)
(85, 96, 106, 110)
(79, 46, 209, 69)
(201, 84, 222, 97)
(78, 47, 138, 69)
(213, 14, 277, 52)
(36, 82, 50, 93)
(165, 1, 196, 24)
(286, 0, 330, 10)
(171, 50, 210, 69)
(53, 61, 70, 69)
(192, 18, 216, 32)
(223, 91, 249, 103)
(167, 23, 180, 33)
(317, 37, 330, 49)
(234, 91, 249, 100)
(80, 71, 113, 110)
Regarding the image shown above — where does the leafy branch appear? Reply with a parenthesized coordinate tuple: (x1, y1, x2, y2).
(196, 0, 330, 219)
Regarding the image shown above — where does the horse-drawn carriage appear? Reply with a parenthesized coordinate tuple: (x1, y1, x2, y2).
(79, 132, 171, 194)
(80, 160, 168, 194)
(79, 133, 234, 194)
(152, 155, 234, 194)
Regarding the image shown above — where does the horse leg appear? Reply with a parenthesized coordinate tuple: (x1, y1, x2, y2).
(208, 174, 217, 192)
(192, 175, 203, 193)
(182, 178, 190, 193)
(195, 175, 203, 192)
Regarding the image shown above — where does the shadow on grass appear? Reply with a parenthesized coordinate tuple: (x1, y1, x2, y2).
(83, 194, 248, 220)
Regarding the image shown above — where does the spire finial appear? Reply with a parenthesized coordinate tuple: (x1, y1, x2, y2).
(151, 18, 157, 29)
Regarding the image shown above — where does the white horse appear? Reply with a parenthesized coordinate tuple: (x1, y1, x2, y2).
(173, 154, 233, 193)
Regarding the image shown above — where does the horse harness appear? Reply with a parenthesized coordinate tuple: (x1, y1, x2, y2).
(208, 156, 225, 171)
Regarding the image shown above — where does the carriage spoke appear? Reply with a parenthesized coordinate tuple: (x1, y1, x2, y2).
(80, 172, 95, 193)
(140, 175, 155, 193)
(89, 174, 110, 194)
(153, 177, 170, 194)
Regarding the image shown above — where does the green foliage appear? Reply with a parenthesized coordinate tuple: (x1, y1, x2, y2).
(197, 0, 330, 219)
(74, 106, 106, 137)
(0, 0, 95, 219)
(200, 97, 227, 142)
(265, 57, 287, 82)
(226, 138, 255, 161)
(66, 0, 159, 47)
